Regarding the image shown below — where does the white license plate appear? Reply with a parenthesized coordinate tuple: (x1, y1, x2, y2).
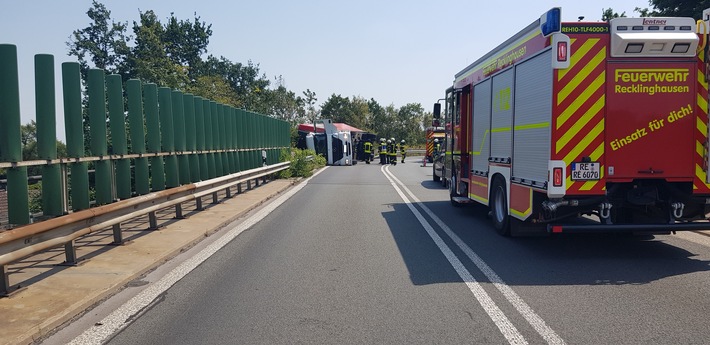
(571, 162, 600, 180)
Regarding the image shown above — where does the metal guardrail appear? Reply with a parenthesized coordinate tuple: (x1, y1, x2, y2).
(0, 162, 290, 296)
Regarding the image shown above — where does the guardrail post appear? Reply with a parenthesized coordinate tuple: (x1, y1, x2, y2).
(175, 203, 184, 219)
(63, 241, 77, 266)
(148, 211, 158, 229)
(112, 223, 123, 245)
(237, 183, 242, 194)
(247, 179, 252, 190)
(1, 265, 9, 296)
(196, 197, 203, 211)
(212, 192, 218, 204)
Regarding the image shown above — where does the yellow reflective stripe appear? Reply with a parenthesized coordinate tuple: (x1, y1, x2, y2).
(492, 127, 511, 133)
(698, 92, 708, 114)
(558, 71, 605, 129)
(514, 122, 549, 131)
(562, 119, 604, 165)
(556, 95, 605, 153)
(558, 46, 605, 105)
(696, 139, 704, 159)
(472, 130, 489, 156)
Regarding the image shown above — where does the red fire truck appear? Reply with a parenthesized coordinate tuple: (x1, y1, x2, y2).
(425, 126, 445, 162)
(434, 7, 710, 236)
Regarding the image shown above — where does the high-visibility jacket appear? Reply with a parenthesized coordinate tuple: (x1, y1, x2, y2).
(364, 141, 372, 154)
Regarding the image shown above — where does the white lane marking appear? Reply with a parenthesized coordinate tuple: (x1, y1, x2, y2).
(69, 167, 329, 345)
(381, 165, 528, 345)
(384, 167, 566, 345)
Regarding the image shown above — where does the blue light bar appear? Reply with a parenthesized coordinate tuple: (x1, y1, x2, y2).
(540, 7, 561, 37)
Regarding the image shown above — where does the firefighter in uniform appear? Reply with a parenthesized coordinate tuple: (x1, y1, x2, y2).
(399, 139, 407, 163)
(379, 138, 387, 164)
(433, 138, 441, 158)
(363, 139, 372, 164)
(389, 138, 397, 165)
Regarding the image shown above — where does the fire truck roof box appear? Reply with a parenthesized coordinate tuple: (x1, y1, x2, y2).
(609, 17, 698, 57)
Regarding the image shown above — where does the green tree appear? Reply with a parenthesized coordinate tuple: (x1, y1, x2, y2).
(67, 0, 131, 79)
(368, 98, 386, 137)
(130, 10, 189, 88)
(321, 94, 352, 124)
(646, 0, 710, 19)
(163, 13, 212, 80)
(601, 8, 626, 21)
(303, 89, 319, 126)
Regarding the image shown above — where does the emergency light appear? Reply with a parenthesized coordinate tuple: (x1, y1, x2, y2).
(540, 8, 561, 37)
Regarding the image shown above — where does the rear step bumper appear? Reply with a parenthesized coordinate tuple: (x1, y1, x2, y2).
(548, 222, 710, 233)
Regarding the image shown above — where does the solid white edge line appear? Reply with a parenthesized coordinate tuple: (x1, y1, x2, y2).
(385, 168, 565, 345)
(381, 165, 527, 345)
(69, 167, 330, 345)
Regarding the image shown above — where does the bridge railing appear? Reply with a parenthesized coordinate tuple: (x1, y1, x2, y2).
(0, 162, 290, 296)
(0, 44, 291, 229)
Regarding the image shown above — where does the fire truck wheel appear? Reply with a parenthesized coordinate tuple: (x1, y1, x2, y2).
(491, 178, 511, 236)
(433, 165, 440, 182)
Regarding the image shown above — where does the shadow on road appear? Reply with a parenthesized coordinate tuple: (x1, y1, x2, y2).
(383, 201, 710, 287)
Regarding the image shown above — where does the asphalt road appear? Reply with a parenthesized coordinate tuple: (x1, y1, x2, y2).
(74, 161, 710, 344)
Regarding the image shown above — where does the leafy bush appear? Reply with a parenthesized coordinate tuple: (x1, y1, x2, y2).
(277, 148, 325, 178)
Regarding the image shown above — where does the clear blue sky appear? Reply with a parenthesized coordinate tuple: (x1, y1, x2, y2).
(1, 0, 650, 142)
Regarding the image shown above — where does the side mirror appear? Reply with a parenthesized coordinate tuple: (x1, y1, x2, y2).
(433, 103, 441, 119)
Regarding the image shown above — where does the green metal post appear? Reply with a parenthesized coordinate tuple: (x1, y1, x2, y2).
(88, 69, 112, 205)
(184, 94, 200, 182)
(107, 74, 131, 200)
(159, 87, 178, 188)
(194, 96, 208, 181)
(172, 90, 190, 185)
(35, 54, 63, 216)
(127, 80, 149, 195)
(62, 62, 89, 211)
(0, 45, 29, 224)
(219, 104, 229, 175)
(144, 84, 165, 191)
(204, 99, 216, 179)
(237, 108, 244, 171)
(227, 107, 236, 172)
(211, 101, 223, 177)
(0, 44, 22, 163)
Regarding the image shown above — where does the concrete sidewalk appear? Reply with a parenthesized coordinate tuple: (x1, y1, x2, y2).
(0, 178, 299, 345)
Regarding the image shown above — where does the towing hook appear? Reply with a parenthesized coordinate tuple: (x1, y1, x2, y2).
(671, 202, 685, 219)
(599, 202, 612, 219)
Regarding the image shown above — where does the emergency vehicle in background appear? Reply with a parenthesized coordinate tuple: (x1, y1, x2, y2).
(434, 7, 710, 236)
(425, 126, 445, 162)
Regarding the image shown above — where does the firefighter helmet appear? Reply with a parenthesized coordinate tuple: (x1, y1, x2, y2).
(400, 139, 405, 144)
(434, 138, 439, 143)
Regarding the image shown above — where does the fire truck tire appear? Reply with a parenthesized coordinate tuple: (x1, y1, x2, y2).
(433, 165, 441, 182)
(490, 178, 511, 236)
